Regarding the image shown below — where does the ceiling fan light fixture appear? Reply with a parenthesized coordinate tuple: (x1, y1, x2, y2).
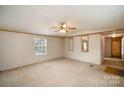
(62, 23, 67, 28)
(60, 29, 66, 33)
(51, 22, 76, 33)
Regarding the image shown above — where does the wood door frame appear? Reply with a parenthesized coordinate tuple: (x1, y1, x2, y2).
(111, 37, 122, 59)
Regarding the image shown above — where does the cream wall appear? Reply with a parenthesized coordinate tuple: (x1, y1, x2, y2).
(64, 34, 102, 64)
(0, 31, 64, 71)
(0, 31, 104, 71)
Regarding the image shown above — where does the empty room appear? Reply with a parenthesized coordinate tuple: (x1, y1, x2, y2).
(0, 5, 124, 87)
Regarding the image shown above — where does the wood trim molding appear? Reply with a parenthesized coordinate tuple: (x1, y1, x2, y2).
(65, 28, 124, 38)
(0, 28, 64, 38)
(0, 28, 124, 38)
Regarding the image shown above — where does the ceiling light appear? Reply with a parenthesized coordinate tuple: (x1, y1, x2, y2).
(112, 32, 116, 38)
(63, 24, 67, 28)
(60, 29, 66, 33)
(112, 35, 116, 38)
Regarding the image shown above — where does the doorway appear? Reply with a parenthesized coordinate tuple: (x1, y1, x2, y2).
(104, 36, 122, 59)
(103, 35, 124, 69)
(111, 37, 122, 58)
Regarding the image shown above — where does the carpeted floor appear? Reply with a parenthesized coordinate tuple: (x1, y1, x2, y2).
(0, 58, 124, 87)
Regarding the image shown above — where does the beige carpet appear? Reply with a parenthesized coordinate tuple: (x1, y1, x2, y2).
(0, 58, 124, 87)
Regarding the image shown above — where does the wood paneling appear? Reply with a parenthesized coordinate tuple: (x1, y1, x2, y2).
(111, 37, 122, 58)
(106, 66, 124, 77)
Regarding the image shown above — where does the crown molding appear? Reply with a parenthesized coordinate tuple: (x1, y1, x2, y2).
(0, 28, 124, 38)
(65, 28, 124, 38)
(0, 28, 65, 38)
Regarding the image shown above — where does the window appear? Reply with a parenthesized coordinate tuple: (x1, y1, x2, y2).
(81, 35, 89, 52)
(34, 37, 47, 56)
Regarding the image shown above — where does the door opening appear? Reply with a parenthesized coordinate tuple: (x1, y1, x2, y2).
(111, 37, 122, 59)
(104, 36, 122, 59)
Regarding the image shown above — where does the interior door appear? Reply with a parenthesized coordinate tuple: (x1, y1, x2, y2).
(111, 37, 122, 58)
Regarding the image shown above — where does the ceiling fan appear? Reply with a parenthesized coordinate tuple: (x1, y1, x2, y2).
(51, 23, 76, 33)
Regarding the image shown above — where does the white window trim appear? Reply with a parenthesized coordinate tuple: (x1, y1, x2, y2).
(34, 37, 47, 56)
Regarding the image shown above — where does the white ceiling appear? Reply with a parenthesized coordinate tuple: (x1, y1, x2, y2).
(0, 5, 124, 37)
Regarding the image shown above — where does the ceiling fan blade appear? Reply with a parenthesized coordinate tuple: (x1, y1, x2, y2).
(68, 27, 77, 29)
(50, 26, 60, 29)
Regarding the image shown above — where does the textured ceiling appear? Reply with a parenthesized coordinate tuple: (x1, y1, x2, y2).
(0, 5, 124, 36)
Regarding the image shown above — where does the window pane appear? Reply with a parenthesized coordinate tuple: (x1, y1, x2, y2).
(34, 37, 47, 55)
